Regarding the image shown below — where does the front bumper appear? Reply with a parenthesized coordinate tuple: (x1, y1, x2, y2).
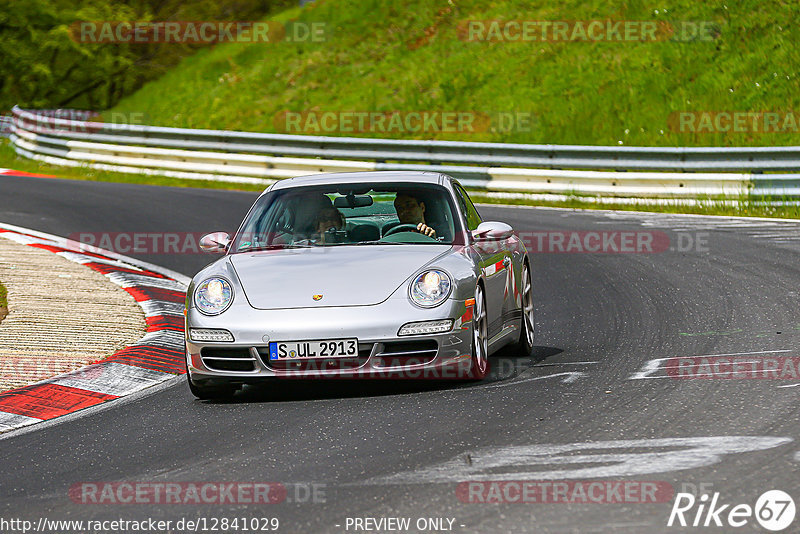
(186, 297, 475, 382)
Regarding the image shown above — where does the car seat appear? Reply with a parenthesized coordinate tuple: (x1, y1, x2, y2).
(350, 224, 380, 242)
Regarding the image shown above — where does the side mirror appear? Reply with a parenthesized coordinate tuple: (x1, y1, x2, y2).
(199, 232, 231, 253)
(472, 221, 514, 241)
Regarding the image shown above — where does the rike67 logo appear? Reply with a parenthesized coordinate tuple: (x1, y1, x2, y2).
(668, 490, 795, 531)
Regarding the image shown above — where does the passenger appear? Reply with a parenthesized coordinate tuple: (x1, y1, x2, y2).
(292, 193, 334, 238)
(314, 206, 346, 244)
(393, 192, 438, 238)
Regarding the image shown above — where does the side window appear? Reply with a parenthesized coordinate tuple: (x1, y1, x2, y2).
(454, 183, 482, 231)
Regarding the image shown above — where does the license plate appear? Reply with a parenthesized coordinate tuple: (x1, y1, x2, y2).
(269, 338, 358, 360)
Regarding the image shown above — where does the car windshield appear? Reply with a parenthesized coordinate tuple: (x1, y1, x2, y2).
(232, 182, 459, 251)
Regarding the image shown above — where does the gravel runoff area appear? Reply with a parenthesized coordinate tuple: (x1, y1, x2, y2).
(0, 281, 6, 322)
(0, 235, 146, 391)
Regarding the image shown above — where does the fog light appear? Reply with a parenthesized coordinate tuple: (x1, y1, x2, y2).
(189, 328, 234, 342)
(398, 319, 454, 336)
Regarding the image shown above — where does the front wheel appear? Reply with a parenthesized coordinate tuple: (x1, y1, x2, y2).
(513, 262, 535, 356)
(468, 285, 489, 380)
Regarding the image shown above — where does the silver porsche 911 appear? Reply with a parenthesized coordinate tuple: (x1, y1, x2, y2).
(185, 171, 534, 399)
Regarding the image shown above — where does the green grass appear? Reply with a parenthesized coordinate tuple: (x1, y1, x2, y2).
(0, 281, 7, 311)
(107, 0, 800, 147)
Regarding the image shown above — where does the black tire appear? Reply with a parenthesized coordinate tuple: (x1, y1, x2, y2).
(513, 261, 535, 356)
(468, 284, 489, 380)
(187, 372, 238, 400)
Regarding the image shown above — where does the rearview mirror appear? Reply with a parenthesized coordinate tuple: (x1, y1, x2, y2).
(334, 195, 373, 208)
(199, 232, 231, 253)
(472, 221, 513, 241)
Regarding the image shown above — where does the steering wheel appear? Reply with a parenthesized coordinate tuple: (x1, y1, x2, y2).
(383, 223, 421, 237)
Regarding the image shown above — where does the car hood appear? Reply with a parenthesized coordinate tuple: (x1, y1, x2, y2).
(230, 245, 451, 309)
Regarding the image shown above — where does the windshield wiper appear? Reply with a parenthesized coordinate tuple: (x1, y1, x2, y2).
(237, 244, 314, 252)
(352, 240, 406, 245)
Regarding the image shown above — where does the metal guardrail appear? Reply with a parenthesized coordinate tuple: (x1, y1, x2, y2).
(8, 106, 800, 197)
(0, 115, 11, 138)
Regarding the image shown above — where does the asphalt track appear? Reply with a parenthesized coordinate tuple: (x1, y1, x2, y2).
(1, 174, 800, 533)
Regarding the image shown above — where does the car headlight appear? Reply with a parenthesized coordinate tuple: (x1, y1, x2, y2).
(409, 269, 451, 308)
(194, 277, 234, 315)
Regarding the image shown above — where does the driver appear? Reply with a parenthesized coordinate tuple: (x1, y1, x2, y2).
(393, 192, 438, 238)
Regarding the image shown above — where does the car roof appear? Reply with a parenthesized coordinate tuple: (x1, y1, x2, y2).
(266, 171, 446, 192)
